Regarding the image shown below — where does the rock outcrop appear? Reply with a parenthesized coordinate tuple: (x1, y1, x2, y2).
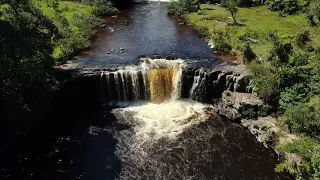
(216, 90, 271, 121)
(241, 116, 298, 150)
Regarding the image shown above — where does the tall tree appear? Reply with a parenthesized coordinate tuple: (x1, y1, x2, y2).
(222, 0, 240, 25)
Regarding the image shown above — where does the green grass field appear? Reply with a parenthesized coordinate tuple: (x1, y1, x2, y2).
(185, 4, 320, 59)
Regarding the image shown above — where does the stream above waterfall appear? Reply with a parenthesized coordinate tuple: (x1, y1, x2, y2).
(73, 2, 216, 68)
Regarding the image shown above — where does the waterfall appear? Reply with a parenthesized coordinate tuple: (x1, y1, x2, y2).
(101, 58, 184, 103)
(189, 68, 208, 101)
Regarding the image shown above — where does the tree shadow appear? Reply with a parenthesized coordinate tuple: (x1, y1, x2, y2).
(0, 78, 123, 180)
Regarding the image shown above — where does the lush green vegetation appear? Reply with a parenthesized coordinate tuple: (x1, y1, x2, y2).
(33, 0, 118, 62)
(0, 0, 117, 122)
(0, 0, 57, 120)
(167, 0, 199, 15)
(181, 0, 320, 179)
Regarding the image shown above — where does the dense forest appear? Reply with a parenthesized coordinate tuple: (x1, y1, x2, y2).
(169, 0, 320, 179)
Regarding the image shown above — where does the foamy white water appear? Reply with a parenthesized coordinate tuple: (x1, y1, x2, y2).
(112, 100, 214, 142)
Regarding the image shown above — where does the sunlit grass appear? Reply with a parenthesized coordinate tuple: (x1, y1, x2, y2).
(185, 4, 320, 58)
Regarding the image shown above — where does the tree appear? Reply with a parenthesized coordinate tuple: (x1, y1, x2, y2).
(222, 0, 240, 25)
(307, 1, 320, 26)
(0, 0, 57, 120)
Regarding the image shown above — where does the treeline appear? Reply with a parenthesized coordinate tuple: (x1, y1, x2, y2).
(0, 0, 117, 127)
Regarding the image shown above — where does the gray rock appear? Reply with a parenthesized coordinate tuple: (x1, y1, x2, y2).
(217, 104, 242, 121)
(217, 90, 271, 120)
(234, 73, 252, 93)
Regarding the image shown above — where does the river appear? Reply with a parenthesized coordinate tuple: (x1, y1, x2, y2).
(74, 2, 216, 68)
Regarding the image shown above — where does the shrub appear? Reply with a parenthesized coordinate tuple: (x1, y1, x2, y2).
(284, 97, 320, 139)
(267, 32, 293, 65)
(211, 28, 232, 52)
(195, 25, 209, 37)
(295, 29, 311, 47)
(276, 138, 320, 179)
(92, 1, 119, 15)
(307, 1, 320, 26)
(168, 0, 199, 15)
(267, 0, 301, 15)
(247, 61, 280, 104)
(242, 43, 256, 62)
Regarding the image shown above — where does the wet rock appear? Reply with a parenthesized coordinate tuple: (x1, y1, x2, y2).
(234, 73, 252, 93)
(107, 51, 110, 54)
(217, 105, 242, 121)
(101, 24, 106, 28)
(120, 47, 124, 51)
(111, 49, 114, 52)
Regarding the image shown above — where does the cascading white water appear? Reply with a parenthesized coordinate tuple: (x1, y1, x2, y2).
(101, 58, 185, 102)
(103, 58, 216, 179)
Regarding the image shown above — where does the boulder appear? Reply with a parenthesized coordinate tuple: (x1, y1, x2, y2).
(234, 73, 252, 93)
(217, 90, 271, 121)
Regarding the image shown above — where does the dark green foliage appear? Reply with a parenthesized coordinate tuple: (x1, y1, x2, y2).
(276, 138, 320, 179)
(242, 43, 256, 62)
(248, 61, 281, 104)
(267, 32, 293, 65)
(284, 98, 320, 139)
(307, 1, 320, 26)
(211, 29, 232, 52)
(195, 25, 209, 37)
(168, 0, 199, 15)
(0, 0, 56, 120)
(92, 0, 119, 15)
(294, 29, 311, 47)
(247, 31, 320, 178)
(267, 0, 301, 15)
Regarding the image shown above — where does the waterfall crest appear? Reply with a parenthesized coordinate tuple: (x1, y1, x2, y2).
(101, 58, 185, 103)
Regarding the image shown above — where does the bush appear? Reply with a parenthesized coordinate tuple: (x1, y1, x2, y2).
(276, 138, 320, 179)
(168, 0, 199, 15)
(284, 97, 320, 139)
(247, 61, 280, 104)
(242, 43, 256, 62)
(307, 1, 320, 26)
(195, 25, 209, 37)
(267, 0, 301, 15)
(92, 1, 119, 15)
(295, 29, 311, 47)
(211, 28, 232, 52)
(267, 32, 293, 65)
